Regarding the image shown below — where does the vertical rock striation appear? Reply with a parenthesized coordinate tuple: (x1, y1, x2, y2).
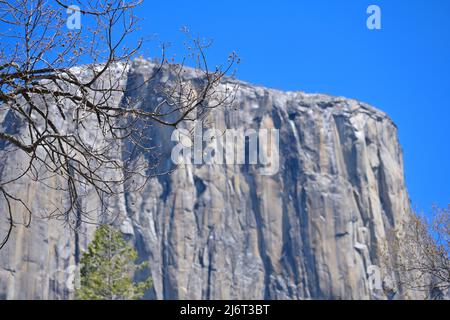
(0, 60, 421, 299)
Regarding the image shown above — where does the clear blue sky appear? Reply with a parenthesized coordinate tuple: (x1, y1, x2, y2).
(132, 0, 449, 212)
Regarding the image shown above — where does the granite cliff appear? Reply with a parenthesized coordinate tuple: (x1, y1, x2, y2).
(0, 59, 421, 299)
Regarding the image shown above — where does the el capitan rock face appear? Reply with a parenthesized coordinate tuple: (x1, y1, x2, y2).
(0, 60, 420, 299)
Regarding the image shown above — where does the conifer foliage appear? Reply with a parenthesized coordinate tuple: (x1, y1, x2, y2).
(76, 225, 152, 300)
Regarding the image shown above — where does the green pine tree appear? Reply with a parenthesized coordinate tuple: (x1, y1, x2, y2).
(75, 225, 152, 300)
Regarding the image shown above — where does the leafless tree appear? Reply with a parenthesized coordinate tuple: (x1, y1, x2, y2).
(386, 206, 449, 299)
(0, 0, 238, 249)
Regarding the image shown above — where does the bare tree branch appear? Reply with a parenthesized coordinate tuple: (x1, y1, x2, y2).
(0, 0, 238, 249)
